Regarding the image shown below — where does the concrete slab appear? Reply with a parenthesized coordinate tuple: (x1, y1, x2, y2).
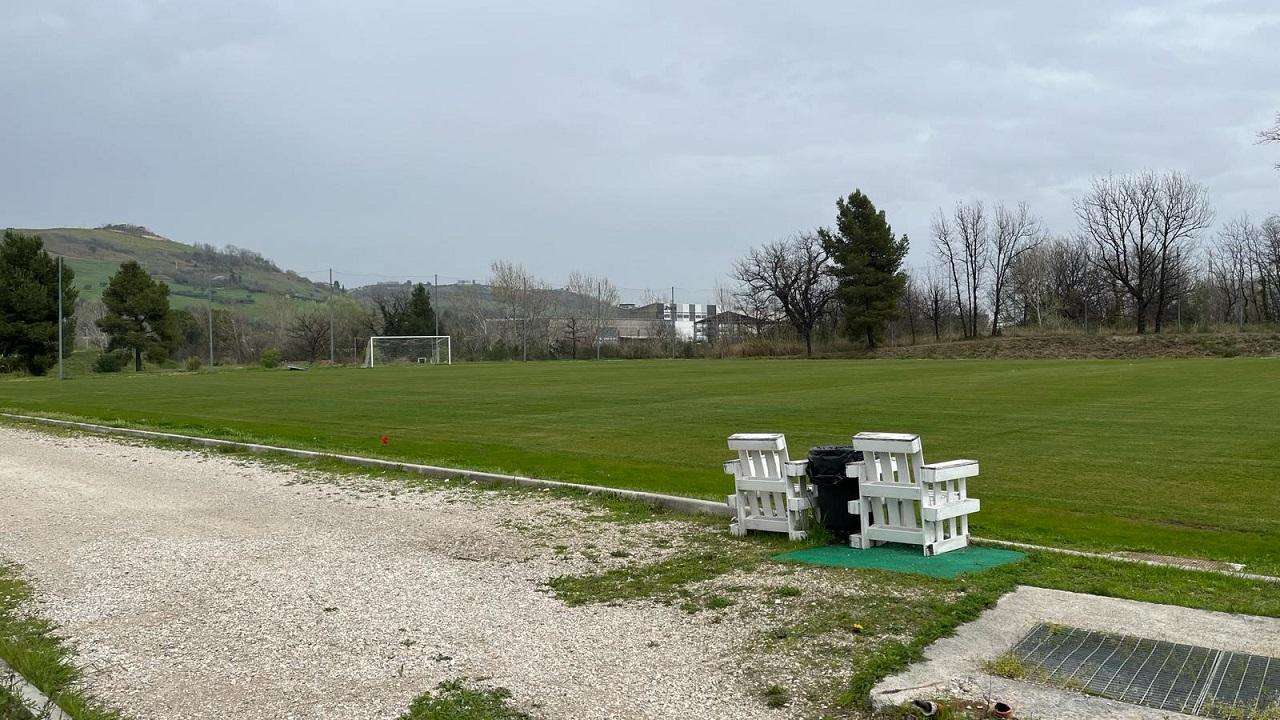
(872, 586, 1280, 719)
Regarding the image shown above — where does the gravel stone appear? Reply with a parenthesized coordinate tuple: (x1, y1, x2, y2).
(0, 426, 790, 720)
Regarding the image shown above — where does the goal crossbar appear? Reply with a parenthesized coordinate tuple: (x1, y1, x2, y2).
(365, 336, 452, 367)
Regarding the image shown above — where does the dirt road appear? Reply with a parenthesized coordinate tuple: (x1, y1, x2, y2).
(0, 426, 773, 720)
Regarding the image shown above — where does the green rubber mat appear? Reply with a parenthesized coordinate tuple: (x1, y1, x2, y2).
(774, 543, 1025, 578)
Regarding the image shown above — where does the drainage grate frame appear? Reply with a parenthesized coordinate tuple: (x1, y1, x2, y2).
(1008, 623, 1280, 719)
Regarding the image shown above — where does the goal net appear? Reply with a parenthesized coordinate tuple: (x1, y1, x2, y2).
(364, 336, 452, 367)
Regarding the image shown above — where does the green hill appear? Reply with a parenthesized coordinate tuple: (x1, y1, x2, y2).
(12, 225, 329, 318)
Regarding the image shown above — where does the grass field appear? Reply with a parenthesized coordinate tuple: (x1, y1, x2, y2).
(2, 358, 1279, 574)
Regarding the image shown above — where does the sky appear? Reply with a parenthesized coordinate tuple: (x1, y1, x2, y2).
(2, 1, 1278, 301)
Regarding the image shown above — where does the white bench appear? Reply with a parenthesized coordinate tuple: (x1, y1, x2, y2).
(847, 432, 980, 556)
(724, 433, 813, 540)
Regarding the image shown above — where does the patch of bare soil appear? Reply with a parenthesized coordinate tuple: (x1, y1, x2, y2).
(870, 332, 1280, 360)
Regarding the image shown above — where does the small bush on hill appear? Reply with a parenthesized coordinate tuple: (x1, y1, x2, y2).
(260, 349, 282, 369)
(94, 351, 129, 373)
(185, 356, 203, 371)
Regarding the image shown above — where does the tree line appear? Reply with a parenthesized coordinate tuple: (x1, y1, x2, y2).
(731, 169, 1280, 355)
(0, 229, 632, 372)
(2, 114, 1276, 373)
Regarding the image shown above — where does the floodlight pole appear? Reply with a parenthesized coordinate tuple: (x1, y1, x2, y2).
(433, 273, 439, 336)
(329, 268, 335, 364)
(670, 286, 676, 360)
(207, 272, 214, 368)
(57, 256, 64, 381)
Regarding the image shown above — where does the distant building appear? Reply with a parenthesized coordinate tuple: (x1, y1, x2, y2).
(613, 303, 719, 341)
(695, 310, 766, 343)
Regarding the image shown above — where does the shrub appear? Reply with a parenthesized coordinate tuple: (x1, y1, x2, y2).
(260, 349, 282, 369)
(94, 351, 130, 373)
(185, 356, 203, 371)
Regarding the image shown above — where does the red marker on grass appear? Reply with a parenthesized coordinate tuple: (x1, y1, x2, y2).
(380, 435, 389, 446)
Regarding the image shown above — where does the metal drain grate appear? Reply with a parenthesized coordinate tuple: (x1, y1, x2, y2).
(1009, 623, 1280, 718)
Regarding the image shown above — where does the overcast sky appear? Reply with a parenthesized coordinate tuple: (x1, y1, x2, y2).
(2, 1, 1277, 299)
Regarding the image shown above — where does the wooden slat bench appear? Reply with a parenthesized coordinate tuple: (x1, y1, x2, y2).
(848, 432, 980, 556)
(724, 432, 813, 540)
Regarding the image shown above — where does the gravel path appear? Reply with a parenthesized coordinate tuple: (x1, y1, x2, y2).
(0, 426, 781, 720)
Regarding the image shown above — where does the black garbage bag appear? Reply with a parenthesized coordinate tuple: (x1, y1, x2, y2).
(806, 445, 862, 542)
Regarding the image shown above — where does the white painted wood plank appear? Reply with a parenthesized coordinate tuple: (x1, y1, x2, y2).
(743, 517, 791, 532)
(929, 534, 970, 555)
(786, 497, 811, 512)
(727, 433, 786, 451)
(865, 525, 925, 545)
(921, 460, 979, 483)
(733, 477, 788, 492)
(783, 460, 808, 476)
(852, 432, 922, 454)
(859, 481, 922, 500)
(922, 498, 981, 522)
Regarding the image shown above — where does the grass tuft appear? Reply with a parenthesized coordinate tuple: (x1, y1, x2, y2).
(764, 684, 789, 708)
(398, 678, 531, 720)
(0, 563, 122, 720)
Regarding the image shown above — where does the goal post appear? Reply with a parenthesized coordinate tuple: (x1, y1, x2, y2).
(364, 336, 452, 367)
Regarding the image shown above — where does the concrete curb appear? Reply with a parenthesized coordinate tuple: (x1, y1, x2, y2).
(971, 536, 1280, 585)
(0, 658, 73, 720)
(0, 413, 733, 518)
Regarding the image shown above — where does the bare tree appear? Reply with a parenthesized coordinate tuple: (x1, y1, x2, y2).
(1151, 173, 1213, 331)
(1075, 172, 1210, 333)
(931, 210, 969, 337)
(452, 281, 494, 359)
(559, 272, 616, 359)
(922, 268, 954, 341)
(490, 260, 550, 361)
(732, 233, 837, 356)
(286, 304, 330, 361)
(586, 274, 619, 357)
(987, 203, 1045, 335)
(559, 273, 592, 359)
(1043, 236, 1108, 330)
(1207, 219, 1254, 325)
(955, 201, 988, 337)
(1255, 216, 1280, 320)
(1260, 113, 1280, 169)
(900, 272, 924, 345)
(932, 203, 988, 337)
(1009, 244, 1053, 328)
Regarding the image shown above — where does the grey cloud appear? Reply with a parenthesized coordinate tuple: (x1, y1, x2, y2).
(1, 1, 1277, 294)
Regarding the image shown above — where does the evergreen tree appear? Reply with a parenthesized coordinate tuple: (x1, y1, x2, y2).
(377, 283, 438, 335)
(818, 190, 909, 348)
(97, 260, 177, 371)
(404, 281, 440, 335)
(0, 231, 77, 375)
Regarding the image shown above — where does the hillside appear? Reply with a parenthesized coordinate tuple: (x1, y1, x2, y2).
(351, 280, 601, 318)
(14, 225, 329, 318)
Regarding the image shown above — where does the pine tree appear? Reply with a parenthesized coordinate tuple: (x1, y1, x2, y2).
(0, 231, 77, 375)
(818, 190, 909, 348)
(401, 283, 438, 335)
(97, 260, 177, 371)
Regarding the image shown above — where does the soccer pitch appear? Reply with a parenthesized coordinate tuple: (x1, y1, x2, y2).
(3, 358, 1278, 573)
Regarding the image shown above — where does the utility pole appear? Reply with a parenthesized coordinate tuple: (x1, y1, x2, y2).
(207, 271, 214, 368)
(57, 257, 64, 380)
(670, 286, 676, 360)
(328, 268, 335, 364)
